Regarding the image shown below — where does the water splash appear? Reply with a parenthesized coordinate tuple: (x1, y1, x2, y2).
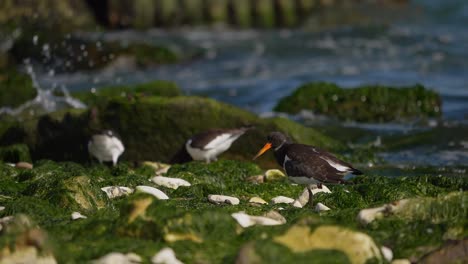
(0, 64, 87, 117)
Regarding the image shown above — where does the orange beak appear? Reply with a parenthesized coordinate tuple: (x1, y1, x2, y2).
(253, 142, 272, 160)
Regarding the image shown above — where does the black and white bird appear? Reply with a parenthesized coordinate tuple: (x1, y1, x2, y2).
(171, 127, 251, 164)
(88, 130, 125, 166)
(253, 132, 362, 205)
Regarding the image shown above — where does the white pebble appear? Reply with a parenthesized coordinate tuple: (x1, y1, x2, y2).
(101, 186, 134, 199)
(391, 259, 411, 264)
(0, 206, 4, 211)
(71, 212, 87, 220)
(208, 195, 240, 205)
(93, 252, 142, 264)
(357, 206, 386, 225)
(151, 176, 191, 190)
(315, 203, 331, 212)
(136, 186, 169, 200)
(231, 212, 285, 228)
(271, 196, 295, 204)
(248, 197, 268, 205)
(152, 247, 183, 264)
(381, 246, 393, 262)
(310, 184, 332, 195)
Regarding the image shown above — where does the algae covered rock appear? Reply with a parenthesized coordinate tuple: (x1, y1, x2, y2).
(274, 82, 442, 122)
(0, 69, 37, 108)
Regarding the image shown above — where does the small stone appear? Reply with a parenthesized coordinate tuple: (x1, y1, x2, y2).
(391, 259, 411, 264)
(381, 246, 393, 262)
(15, 162, 33, 170)
(264, 169, 285, 181)
(151, 176, 191, 190)
(248, 197, 268, 205)
(151, 247, 183, 264)
(71, 212, 87, 220)
(143, 161, 171, 175)
(292, 188, 310, 208)
(0, 206, 4, 211)
(264, 210, 287, 224)
(101, 186, 134, 199)
(271, 196, 295, 204)
(357, 206, 386, 225)
(93, 252, 142, 264)
(136, 186, 169, 200)
(310, 184, 332, 195)
(208, 195, 240, 205)
(246, 175, 264, 184)
(315, 203, 331, 212)
(231, 212, 285, 228)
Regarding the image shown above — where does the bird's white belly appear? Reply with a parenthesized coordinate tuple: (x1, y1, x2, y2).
(186, 136, 236, 161)
(88, 135, 124, 162)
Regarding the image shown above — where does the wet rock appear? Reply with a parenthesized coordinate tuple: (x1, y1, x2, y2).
(208, 195, 240, 205)
(264, 169, 285, 181)
(231, 212, 285, 228)
(274, 224, 383, 264)
(264, 210, 287, 224)
(136, 186, 169, 200)
(271, 196, 295, 204)
(101, 186, 134, 199)
(315, 202, 331, 212)
(142, 161, 172, 176)
(275, 82, 442, 122)
(151, 176, 191, 189)
(310, 184, 332, 195)
(246, 175, 264, 184)
(357, 205, 388, 225)
(93, 252, 142, 264)
(151, 247, 183, 264)
(418, 239, 468, 264)
(248, 197, 268, 205)
(71, 212, 87, 220)
(0, 206, 5, 211)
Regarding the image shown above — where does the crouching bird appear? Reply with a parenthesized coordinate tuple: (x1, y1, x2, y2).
(253, 132, 362, 207)
(185, 127, 253, 163)
(88, 130, 125, 166)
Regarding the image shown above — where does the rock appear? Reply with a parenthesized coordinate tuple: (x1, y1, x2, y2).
(208, 195, 240, 205)
(248, 197, 268, 205)
(391, 260, 411, 264)
(71, 211, 87, 220)
(245, 175, 264, 184)
(0, 215, 14, 232)
(151, 247, 183, 264)
(310, 184, 332, 195)
(264, 210, 287, 224)
(275, 82, 442, 122)
(231, 212, 285, 228)
(381, 246, 394, 262)
(264, 169, 285, 181)
(93, 252, 142, 264)
(151, 176, 191, 190)
(0, 206, 4, 211)
(235, 242, 262, 264)
(274, 224, 383, 264)
(101, 186, 134, 199)
(15, 161, 33, 170)
(418, 239, 468, 264)
(292, 185, 333, 208)
(357, 205, 388, 225)
(136, 186, 169, 200)
(271, 196, 295, 204)
(315, 202, 331, 212)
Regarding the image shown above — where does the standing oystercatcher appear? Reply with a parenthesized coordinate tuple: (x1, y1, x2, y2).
(88, 130, 125, 166)
(182, 127, 252, 163)
(253, 132, 362, 206)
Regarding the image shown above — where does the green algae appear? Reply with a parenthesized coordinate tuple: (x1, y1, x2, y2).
(0, 159, 466, 263)
(274, 82, 442, 122)
(0, 144, 31, 163)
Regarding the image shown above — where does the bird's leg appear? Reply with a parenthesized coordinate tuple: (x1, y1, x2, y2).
(307, 184, 318, 208)
(317, 183, 323, 189)
(112, 155, 118, 167)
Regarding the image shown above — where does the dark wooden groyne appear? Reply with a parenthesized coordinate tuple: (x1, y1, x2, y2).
(85, 0, 408, 29)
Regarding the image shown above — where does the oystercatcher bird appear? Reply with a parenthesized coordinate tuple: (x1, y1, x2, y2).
(171, 127, 252, 164)
(88, 130, 125, 166)
(253, 132, 362, 206)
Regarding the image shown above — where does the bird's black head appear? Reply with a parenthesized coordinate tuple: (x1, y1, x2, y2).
(267, 132, 290, 149)
(253, 131, 290, 160)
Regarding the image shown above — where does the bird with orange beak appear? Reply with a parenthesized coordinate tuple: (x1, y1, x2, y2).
(253, 132, 362, 206)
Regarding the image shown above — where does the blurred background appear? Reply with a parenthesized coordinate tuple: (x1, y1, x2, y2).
(0, 0, 467, 166)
